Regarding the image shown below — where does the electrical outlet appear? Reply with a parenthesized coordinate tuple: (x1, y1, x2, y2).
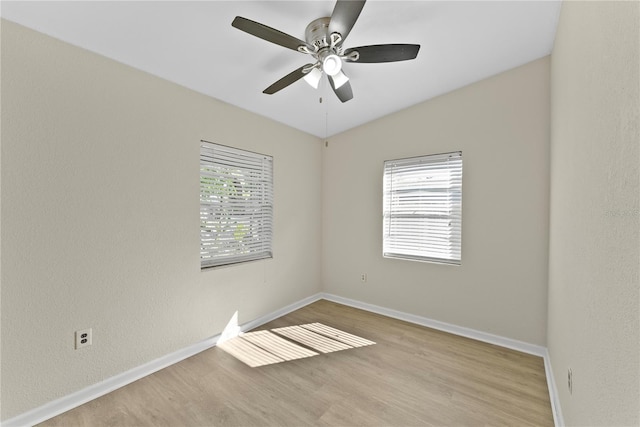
(567, 368, 573, 394)
(361, 273, 367, 282)
(75, 328, 92, 350)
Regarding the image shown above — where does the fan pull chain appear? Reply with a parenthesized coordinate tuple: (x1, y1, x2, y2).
(325, 106, 329, 141)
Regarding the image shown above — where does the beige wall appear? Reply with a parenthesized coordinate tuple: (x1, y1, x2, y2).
(322, 57, 550, 346)
(0, 20, 322, 420)
(12, 3, 638, 422)
(548, 1, 640, 425)
(0, 18, 3, 421)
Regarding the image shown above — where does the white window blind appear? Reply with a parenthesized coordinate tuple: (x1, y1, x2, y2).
(200, 141, 273, 268)
(383, 151, 462, 265)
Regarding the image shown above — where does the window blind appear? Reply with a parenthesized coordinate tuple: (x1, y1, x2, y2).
(200, 141, 273, 268)
(383, 151, 462, 265)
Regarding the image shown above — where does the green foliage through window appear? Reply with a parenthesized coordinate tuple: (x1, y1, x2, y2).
(200, 141, 273, 268)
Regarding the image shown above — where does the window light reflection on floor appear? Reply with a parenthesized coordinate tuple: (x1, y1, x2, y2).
(272, 326, 352, 353)
(218, 323, 375, 368)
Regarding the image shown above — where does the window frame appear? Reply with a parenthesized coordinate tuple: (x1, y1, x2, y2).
(200, 140, 273, 269)
(382, 151, 462, 265)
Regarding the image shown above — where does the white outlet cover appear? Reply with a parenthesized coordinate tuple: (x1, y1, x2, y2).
(75, 328, 92, 349)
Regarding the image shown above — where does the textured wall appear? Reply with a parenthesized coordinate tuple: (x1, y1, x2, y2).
(322, 57, 550, 346)
(548, 1, 640, 425)
(1, 20, 322, 420)
(0, 18, 3, 420)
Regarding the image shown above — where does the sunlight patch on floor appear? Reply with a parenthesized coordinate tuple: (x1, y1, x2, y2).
(218, 323, 375, 367)
(217, 335, 285, 367)
(242, 330, 318, 360)
(301, 323, 376, 348)
(272, 326, 352, 353)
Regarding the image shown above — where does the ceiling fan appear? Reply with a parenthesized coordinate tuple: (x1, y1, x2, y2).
(232, 1, 420, 103)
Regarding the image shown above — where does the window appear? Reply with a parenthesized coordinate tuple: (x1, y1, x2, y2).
(383, 151, 462, 265)
(200, 141, 273, 268)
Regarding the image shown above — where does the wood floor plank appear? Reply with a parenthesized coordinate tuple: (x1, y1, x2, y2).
(38, 300, 554, 426)
(217, 335, 285, 367)
(300, 322, 376, 347)
(240, 330, 318, 361)
(272, 325, 353, 353)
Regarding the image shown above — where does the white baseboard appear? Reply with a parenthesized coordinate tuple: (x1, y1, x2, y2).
(1, 293, 323, 427)
(240, 293, 323, 332)
(4, 292, 563, 427)
(321, 293, 546, 356)
(543, 349, 565, 427)
(1, 336, 218, 427)
(321, 293, 563, 426)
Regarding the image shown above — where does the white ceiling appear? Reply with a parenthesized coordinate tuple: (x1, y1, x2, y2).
(1, 1, 561, 138)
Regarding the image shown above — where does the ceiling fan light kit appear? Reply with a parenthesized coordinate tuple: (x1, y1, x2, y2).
(303, 68, 323, 89)
(322, 54, 342, 76)
(231, 0, 420, 103)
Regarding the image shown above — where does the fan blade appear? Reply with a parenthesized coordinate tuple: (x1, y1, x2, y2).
(263, 64, 315, 95)
(232, 16, 307, 52)
(328, 71, 353, 103)
(328, 0, 366, 45)
(344, 44, 421, 63)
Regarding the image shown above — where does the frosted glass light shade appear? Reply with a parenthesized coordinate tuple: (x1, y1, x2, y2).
(331, 70, 349, 89)
(322, 54, 342, 76)
(303, 68, 322, 89)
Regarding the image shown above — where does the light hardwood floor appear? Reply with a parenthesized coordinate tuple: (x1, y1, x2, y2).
(39, 300, 554, 426)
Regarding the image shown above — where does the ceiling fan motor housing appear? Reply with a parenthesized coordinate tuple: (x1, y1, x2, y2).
(304, 17, 346, 77)
(305, 17, 336, 52)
